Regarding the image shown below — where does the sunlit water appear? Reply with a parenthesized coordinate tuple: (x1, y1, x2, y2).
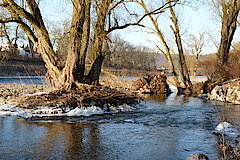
(1, 77, 240, 159)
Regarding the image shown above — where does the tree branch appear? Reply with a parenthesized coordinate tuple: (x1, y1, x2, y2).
(5, 0, 39, 26)
(107, 23, 145, 33)
(109, 0, 124, 12)
(0, 3, 8, 7)
(107, 0, 179, 33)
(2, 2, 38, 44)
(0, 18, 23, 24)
(25, 0, 44, 27)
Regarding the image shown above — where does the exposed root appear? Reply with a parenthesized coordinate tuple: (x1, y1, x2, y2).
(14, 84, 144, 110)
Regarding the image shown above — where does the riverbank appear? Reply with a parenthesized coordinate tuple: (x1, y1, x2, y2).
(0, 58, 46, 76)
(0, 83, 48, 101)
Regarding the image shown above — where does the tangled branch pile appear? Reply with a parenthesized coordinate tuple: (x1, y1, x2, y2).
(15, 84, 143, 110)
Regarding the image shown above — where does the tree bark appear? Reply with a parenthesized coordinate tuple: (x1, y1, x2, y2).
(52, 0, 87, 90)
(84, 0, 112, 85)
(77, 0, 91, 82)
(169, 1, 192, 89)
(83, 55, 105, 85)
(216, 0, 240, 79)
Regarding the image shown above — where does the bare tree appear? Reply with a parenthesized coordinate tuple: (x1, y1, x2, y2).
(0, 0, 172, 91)
(168, 0, 192, 89)
(213, 0, 240, 79)
(188, 32, 205, 76)
(134, 0, 181, 88)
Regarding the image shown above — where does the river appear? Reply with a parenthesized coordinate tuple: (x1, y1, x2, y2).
(0, 76, 238, 160)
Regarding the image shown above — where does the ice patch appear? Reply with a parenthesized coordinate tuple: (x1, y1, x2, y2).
(214, 122, 238, 136)
(0, 101, 32, 118)
(0, 101, 135, 119)
(67, 106, 103, 117)
(215, 122, 233, 131)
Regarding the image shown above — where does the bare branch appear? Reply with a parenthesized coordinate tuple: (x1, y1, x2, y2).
(4, 0, 38, 26)
(0, 18, 23, 24)
(109, 0, 124, 12)
(0, 3, 8, 7)
(107, 23, 145, 33)
(107, 0, 179, 33)
(2, 1, 38, 44)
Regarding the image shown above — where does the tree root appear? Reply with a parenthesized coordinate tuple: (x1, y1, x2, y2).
(14, 84, 144, 109)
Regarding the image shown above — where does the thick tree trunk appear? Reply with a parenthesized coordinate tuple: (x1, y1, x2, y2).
(83, 0, 112, 85)
(52, 0, 87, 90)
(216, 17, 237, 78)
(76, 0, 91, 82)
(215, 0, 240, 79)
(83, 55, 104, 85)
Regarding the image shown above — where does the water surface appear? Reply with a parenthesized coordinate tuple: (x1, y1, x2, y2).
(0, 94, 222, 160)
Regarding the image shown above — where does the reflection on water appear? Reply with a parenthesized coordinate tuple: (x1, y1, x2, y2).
(29, 122, 103, 160)
(0, 94, 229, 160)
(144, 94, 167, 103)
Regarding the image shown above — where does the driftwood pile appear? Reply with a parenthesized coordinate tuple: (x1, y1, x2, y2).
(15, 84, 143, 109)
(134, 74, 171, 94)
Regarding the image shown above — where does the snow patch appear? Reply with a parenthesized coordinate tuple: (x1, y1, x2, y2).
(0, 101, 135, 119)
(67, 106, 103, 117)
(215, 122, 233, 131)
(0, 101, 32, 118)
(169, 85, 177, 93)
(25, 92, 48, 96)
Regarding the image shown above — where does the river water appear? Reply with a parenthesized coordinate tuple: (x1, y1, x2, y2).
(1, 77, 239, 160)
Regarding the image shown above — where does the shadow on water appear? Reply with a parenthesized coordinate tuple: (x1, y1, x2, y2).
(0, 93, 224, 160)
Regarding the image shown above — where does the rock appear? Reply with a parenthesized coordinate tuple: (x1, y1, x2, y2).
(209, 79, 240, 104)
(186, 153, 209, 160)
(134, 74, 171, 94)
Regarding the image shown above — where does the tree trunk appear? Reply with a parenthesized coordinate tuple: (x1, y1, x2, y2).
(83, 0, 112, 85)
(76, 0, 91, 82)
(140, 0, 180, 88)
(169, 1, 192, 89)
(83, 55, 105, 85)
(193, 54, 199, 77)
(51, 0, 87, 90)
(216, 17, 238, 78)
(28, 38, 34, 58)
(215, 0, 240, 79)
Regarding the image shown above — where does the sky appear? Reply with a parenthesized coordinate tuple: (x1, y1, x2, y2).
(4, 0, 240, 54)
